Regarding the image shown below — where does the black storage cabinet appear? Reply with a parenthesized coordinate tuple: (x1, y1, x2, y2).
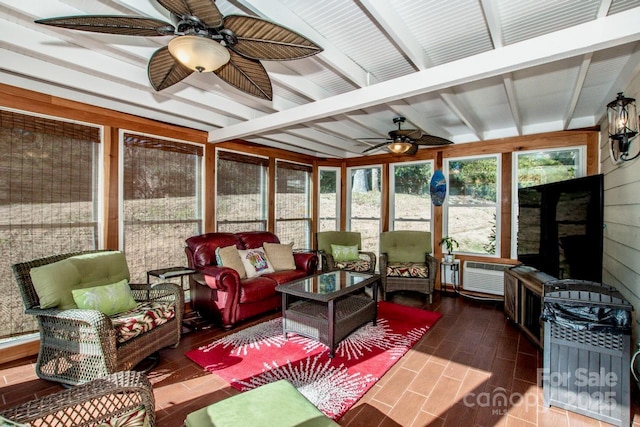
(542, 279, 632, 426)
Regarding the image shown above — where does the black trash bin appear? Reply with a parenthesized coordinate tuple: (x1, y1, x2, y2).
(541, 279, 632, 426)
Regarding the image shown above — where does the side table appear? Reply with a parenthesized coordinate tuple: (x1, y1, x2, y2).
(146, 266, 197, 290)
(440, 259, 460, 296)
(146, 266, 205, 333)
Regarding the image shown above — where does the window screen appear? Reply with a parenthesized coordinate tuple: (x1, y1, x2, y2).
(0, 109, 100, 339)
(275, 161, 312, 249)
(122, 133, 203, 283)
(216, 150, 268, 232)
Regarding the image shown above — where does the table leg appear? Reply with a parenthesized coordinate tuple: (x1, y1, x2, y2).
(372, 279, 378, 326)
(281, 293, 288, 340)
(328, 299, 335, 358)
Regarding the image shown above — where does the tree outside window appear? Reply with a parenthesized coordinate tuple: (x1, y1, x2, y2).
(391, 161, 433, 231)
(445, 156, 499, 255)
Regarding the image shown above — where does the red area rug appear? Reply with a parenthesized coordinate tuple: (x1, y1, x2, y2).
(186, 302, 441, 420)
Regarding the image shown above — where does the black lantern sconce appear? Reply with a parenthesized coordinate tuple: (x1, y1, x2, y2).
(607, 92, 639, 163)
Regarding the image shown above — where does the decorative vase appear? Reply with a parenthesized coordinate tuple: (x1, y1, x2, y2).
(445, 254, 454, 263)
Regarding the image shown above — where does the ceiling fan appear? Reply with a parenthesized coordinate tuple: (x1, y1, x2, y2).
(359, 116, 453, 155)
(35, 0, 323, 100)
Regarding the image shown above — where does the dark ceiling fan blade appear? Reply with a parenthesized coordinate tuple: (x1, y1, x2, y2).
(148, 46, 193, 91)
(157, 0, 223, 28)
(414, 135, 454, 146)
(389, 129, 420, 139)
(35, 16, 174, 36)
(223, 15, 322, 60)
(405, 144, 419, 155)
(362, 141, 392, 153)
(214, 50, 273, 100)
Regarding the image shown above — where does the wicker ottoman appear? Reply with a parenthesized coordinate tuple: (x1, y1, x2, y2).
(185, 380, 339, 427)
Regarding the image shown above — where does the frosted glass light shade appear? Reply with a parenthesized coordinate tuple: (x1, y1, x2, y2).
(168, 35, 230, 72)
(387, 141, 412, 153)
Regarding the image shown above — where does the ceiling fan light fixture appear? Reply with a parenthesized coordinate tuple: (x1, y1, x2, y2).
(168, 35, 230, 73)
(387, 141, 413, 154)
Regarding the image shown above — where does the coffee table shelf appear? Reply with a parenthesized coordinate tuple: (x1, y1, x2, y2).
(284, 294, 376, 349)
(276, 271, 379, 357)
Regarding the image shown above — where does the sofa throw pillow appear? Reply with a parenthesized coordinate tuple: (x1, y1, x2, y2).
(71, 279, 137, 316)
(238, 247, 275, 278)
(263, 242, 296, 271)
(331, 244, 359, 262)
(215, 245, 247, 279)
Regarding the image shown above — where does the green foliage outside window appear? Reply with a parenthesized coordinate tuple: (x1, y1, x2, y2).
(517, 150, 578, 188)
(394, 163, 431, 195)
(448, 158, 497, 201)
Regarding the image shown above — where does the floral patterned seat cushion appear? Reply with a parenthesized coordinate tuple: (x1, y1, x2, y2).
(386, 262, 429, 278)
(98, 405, 149, 427)
(111, 301, 176, 344)
(334, 259, 372, 272)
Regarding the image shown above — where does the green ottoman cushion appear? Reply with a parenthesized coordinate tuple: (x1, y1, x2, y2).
(185, 380, 339, 427)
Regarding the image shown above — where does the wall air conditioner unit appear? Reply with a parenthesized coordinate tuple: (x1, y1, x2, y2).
(462, 261, 511, 296)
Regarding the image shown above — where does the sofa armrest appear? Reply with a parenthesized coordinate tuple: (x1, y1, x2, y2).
(199, 265, 243, 292)
(293, 252, 318, 275)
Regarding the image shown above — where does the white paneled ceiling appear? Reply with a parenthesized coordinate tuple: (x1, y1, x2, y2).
(1, 0, 640, 158)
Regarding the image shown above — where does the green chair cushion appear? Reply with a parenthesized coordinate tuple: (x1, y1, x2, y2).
(30, 251, 130, 310)
(380, 231, 432, 263)
(0, 414, 28, 427)
(185, 380, 339, 427)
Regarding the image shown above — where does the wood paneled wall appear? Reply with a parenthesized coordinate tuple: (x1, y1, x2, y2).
(0, 82, 600, 363)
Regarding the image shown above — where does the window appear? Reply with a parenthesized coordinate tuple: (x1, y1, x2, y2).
(390, 161, 433, 231)
(275, 161, 312, 249)
(122, 133, 203, 283)
(445, 155, 499, 256)
(511, 147, 585, 257)
(216, 150, 268, 232)
(347, 166, 381, 255)
(515, 147, 584, 189)
(0, 109, 100, 339)
(318, 167, 340, 231)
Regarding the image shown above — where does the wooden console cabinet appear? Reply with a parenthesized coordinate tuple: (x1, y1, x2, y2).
(503, 265, 556, 348)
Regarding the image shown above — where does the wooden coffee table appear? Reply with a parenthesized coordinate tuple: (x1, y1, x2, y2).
(275, 271, 379, 357)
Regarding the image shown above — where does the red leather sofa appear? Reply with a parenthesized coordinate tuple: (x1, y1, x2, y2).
(185, 231, 318, 329)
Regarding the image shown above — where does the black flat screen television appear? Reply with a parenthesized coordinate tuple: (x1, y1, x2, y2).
(517, 174, 604, 282)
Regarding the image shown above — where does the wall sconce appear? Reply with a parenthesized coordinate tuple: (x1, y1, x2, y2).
(607, 92, 639, 163)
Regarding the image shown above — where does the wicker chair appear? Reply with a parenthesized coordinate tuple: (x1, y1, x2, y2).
(0, 371, 155, 426)
(12, 250, 184, 386)
(316, 231, 376, 273)
(379, 231, 437, 303)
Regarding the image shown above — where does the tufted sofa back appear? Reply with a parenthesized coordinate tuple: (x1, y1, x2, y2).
(185, 231, 281, 270)
(185, 233, 242, 269)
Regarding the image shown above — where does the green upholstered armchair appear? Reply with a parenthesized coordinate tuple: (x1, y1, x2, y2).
(379, 231, 437, 303)
(316, 231, 376, 273)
